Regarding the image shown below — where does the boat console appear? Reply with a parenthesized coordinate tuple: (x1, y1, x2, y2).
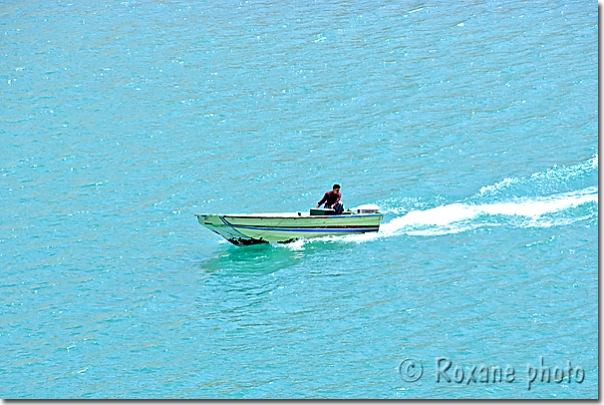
(310, 204, 380, 216)
(310, 208, 337, 216)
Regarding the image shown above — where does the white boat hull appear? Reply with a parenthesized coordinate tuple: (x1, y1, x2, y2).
(196, 212, 383, 245)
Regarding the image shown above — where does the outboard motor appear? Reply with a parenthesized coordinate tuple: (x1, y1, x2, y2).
(356, 204, 380, 214)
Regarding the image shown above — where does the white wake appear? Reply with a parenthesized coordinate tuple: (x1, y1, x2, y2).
(278, 187, 598, 248)
(379, 187, 597, 237)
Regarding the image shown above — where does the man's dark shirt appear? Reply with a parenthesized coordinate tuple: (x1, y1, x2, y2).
(318, 191, 341, 208)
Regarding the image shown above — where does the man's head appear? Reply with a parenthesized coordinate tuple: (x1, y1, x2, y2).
(333, 184, 341, 193)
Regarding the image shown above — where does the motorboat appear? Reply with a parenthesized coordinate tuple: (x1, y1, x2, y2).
(196, 204, 383, 246)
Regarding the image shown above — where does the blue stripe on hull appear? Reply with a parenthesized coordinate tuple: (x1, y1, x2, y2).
(231, 225, 379, 233)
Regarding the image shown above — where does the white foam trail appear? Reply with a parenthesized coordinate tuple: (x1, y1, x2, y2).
(277, 187, 597, 249)
(333, 187, 597, 243)
(529, 155, 598, 183)
(382, 187, 597, 236)
(479, 154, 598, 196)
(479, 177, 517, 196)
(284, 239, 306, 251)
(523, 214, 596, 229)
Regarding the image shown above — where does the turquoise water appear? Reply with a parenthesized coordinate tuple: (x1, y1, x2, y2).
(1, 0, 597, 399)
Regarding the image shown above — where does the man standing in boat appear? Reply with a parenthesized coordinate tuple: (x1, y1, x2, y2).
(316, 184, 344, 214)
